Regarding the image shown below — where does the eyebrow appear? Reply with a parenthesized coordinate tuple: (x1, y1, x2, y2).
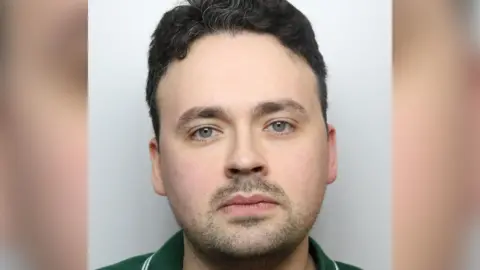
(176, 106, 231, 132)
(175, 99, 307, 132)
(252, 99, 307, 119)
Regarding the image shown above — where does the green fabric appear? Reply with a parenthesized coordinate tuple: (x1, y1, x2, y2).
(98, 230, 362, 270)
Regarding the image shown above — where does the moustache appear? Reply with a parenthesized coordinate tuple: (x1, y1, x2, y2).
(210, 174, 287, 207)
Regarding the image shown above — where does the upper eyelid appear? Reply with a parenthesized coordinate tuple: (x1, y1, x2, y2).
(264, 118, 297, 127)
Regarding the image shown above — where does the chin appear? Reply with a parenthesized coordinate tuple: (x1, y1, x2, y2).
(220, 217, 285, 237)
(222, 242, 282, 258)
(214, 232, 293, 258)
(219, 224, 302, 253)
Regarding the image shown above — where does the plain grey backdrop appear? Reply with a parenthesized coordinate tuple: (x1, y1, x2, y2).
(88, 0, 392, 269)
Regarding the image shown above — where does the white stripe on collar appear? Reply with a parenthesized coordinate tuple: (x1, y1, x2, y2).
(333, 259, 339, 270)
(141, 254, 154, 270)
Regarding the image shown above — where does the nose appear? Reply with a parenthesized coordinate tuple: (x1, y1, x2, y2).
(225, 136, 268, 179)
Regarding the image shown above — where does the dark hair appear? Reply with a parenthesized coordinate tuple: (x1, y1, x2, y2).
(147, 0, 328, 141)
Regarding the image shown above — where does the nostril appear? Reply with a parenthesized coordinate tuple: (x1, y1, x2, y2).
(225, 163, 267, 178)
(252, 166, 263, 173)
(229, 168, 240, 175)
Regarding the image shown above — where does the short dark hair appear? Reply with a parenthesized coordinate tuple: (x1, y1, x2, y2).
(147, 0, 328, 141)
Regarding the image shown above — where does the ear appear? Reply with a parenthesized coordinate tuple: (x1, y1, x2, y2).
(326, 124, 338, 185)
(149, 137, 166, 196)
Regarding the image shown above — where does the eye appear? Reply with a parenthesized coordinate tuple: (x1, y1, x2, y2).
(265, 120, 295, 134)
(190, 126, 220, 141)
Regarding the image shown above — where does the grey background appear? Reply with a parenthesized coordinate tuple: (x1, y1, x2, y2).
(88, 0, 392, 269)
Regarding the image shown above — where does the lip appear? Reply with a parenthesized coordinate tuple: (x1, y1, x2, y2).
(218, 194, 278, 210)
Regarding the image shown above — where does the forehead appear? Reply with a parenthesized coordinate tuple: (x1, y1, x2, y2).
(158, 32, 320, 115)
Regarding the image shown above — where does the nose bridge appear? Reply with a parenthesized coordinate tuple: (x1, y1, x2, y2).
(226, 125, 267, 175)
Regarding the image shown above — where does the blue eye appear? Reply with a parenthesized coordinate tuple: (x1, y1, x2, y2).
(196, 127, 213, 138)
(190, 127, 220, 141)
(266, 121, 295, 134)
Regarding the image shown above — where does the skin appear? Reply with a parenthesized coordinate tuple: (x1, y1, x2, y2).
(4, 0, 87, 269)
(394, 0, 472, 269)
(149, 32, 337, 270)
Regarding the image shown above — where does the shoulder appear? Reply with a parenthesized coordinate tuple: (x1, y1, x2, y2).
(335, 261, 363, 270)
(96, 254, 153, 270)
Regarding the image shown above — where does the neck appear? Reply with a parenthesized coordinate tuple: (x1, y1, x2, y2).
(183, 236, 315, 270)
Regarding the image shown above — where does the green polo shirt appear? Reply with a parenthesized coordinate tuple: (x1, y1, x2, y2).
(99, 230, 361, 270)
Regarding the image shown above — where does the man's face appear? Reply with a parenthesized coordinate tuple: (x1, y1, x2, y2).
(149, 33, 337, 257)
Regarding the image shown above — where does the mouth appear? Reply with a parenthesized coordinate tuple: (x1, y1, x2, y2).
(217, 194, 279, 216)
(219, 194, 278, 208)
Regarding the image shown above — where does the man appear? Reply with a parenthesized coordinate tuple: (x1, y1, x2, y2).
(100, 0, 360, 270)
(3, 0, 87, 269)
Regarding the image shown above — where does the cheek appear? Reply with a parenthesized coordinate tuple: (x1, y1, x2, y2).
(266, 137, 328, 207)
(161, 146, 223, 215)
